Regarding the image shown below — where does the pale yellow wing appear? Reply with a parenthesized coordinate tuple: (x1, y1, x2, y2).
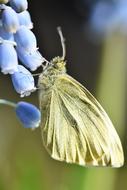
(40, 74, 124, 167)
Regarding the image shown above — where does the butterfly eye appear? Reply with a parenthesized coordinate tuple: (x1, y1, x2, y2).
(53, 59, 66, 72)
(54, 62, 62, 69)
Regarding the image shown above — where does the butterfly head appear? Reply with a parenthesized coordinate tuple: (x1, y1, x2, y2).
(38, 56, 66, 90)
(51, 56, 66, 73)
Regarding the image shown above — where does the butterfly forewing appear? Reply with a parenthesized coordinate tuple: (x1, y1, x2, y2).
(39, 72, 124, 167)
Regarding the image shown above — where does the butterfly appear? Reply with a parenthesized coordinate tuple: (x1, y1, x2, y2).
(38, 27, 124, 167)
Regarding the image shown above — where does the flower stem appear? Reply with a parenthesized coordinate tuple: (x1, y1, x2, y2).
(0, 99, 16, 108)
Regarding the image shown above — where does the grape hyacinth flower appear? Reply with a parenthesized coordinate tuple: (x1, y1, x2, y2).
(0, 26, 14, 40)
(90, 1, 115, 35)
(14, 26, 37, 53)
(10, 0, 28, 13)
(0, 0, 43, 150)
(2, 6, 20, 33)
(90, 0, 127, 37)
(11, 65, 36, 97)
(17, 48, 44, 71)
(0, 99, 41, 129)
(18, 10, 33, 29)
(0, 0, 44, 96)
(15, 101, 41, 129)
(112, 0, 127, 35)
(0, 41, 18, 74)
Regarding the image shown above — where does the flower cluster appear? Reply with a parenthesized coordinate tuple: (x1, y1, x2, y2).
(0, 0, 45, 97)
(90, 0, 127, 37)
(0, 0, 43, 129)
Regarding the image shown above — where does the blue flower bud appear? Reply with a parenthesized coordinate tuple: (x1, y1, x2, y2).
(2, 6, 20, 33)
(0, 42, 18, 74)
(10, 0, 28, 13)
(17, 47, 44, 71)
(91, 2, 117, 36)
(11, 65, 36, 97)
(15, 101, 41, 129)
(112, 1, 127, 35)
(90, 1, 127, 37)
(14, 26, 37, 53)
(18, 10, 33, 29)
(0, 26, 14, 40)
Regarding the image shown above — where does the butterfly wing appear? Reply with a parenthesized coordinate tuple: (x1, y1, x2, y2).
(39, 74, 124, 167)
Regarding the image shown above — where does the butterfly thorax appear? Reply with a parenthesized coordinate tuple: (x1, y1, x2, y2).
(38, 56, 66, 90)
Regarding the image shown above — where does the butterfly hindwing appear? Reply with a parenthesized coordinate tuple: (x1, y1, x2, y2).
(39, 74, 124, 167)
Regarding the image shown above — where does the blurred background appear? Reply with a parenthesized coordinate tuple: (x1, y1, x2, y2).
(0, 0, 127, 189)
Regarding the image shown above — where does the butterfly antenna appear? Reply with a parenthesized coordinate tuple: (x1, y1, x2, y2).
(57, 27, 66, 60)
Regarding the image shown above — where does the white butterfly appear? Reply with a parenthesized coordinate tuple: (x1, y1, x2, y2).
(38, 27, 124, 167)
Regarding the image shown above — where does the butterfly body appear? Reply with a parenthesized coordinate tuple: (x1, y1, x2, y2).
(38, 56, 124, 167)
(38, 57, 66, 89)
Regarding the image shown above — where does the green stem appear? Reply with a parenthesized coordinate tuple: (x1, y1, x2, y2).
(0, 99, 16, 108)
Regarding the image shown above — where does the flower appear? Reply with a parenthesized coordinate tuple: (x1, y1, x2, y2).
(11, 65, 36, 97)
(112, 0, 127, 35)
(0, 42, 18, 74)
(90, 1, 115, 36)
(14, 26, 37, 53)
(2, 6, 20, 33)
(18, 10, 33, 29)
(0, 0, 43, 98)
(90, 0, 127, 37)
(10, 0, 28, 13)
(17, 47, 44, 71)
(0, 26, 14, 40)
(15, 101, 41, 129)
